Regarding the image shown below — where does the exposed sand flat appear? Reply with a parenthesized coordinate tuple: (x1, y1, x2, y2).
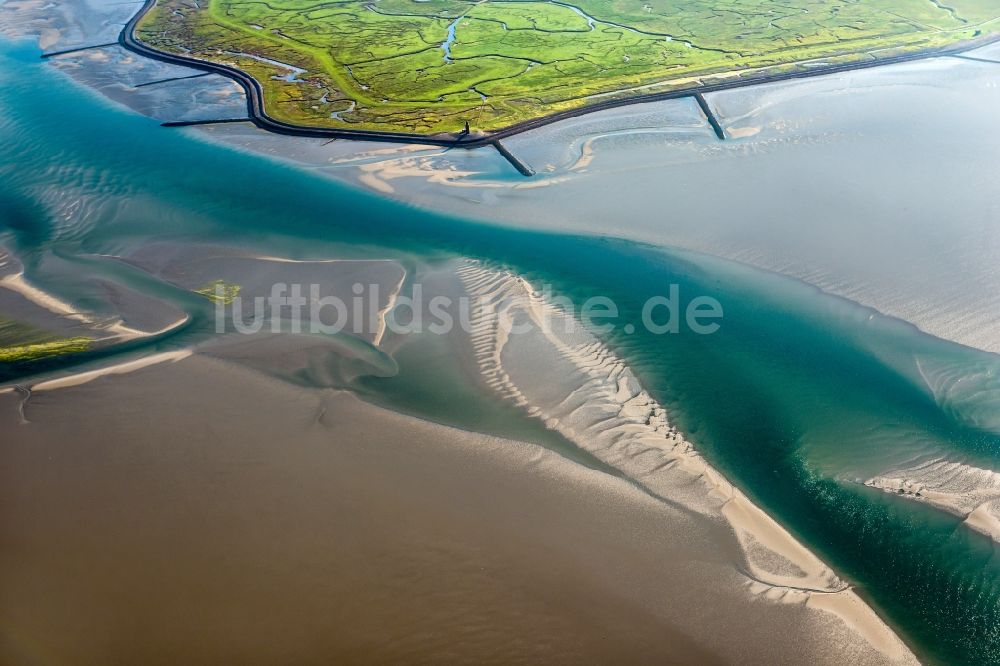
(1, 340, 912, 665)
(866, 459, 1000, 542)
(357, 157, 491, 192)
(3, 354, 716, 665)
(727, 125, 761, 138)
(455, 260, 916, 664)
(867, 459, 1000, 516)
(358, 170, 396, 194)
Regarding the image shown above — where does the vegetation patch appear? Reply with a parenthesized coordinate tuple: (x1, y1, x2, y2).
(194, 279, 242, 304)
(0, 338, 92, 363)
(0, 319, 91, 364)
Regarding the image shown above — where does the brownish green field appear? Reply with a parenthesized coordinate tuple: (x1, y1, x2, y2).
(136, 0, 1000, 134)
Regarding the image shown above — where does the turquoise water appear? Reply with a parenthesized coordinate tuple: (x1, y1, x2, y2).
(4, 39, 1000, 663)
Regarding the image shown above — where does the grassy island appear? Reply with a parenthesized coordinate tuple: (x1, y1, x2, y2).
(135, 0, 1000, 133)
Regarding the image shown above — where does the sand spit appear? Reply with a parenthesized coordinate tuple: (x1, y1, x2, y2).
(0, 248, 188, 343)
(0, 270, 155, 339)
(0, 268, 89, 326)
(866, 459, 1000, 542)
(246, 255, 398, 265)
(30, 350, 192, 392)
(455, 260, 915, 663)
